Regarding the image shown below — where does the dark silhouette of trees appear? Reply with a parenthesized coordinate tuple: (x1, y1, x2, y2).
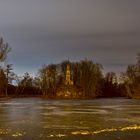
(38, 65, 48, 96)
(38, 64, 58, 97)
(122, 54, 140, 98)
(1, 36, 140, 99)
(0, 37, 11, 97)
(5, 64, 15, 96)
(45, 64, 58, 97)
(0, 69, 7, 96)
(6, 64, 15, 84)
(14, 73, 41, 96)
(38, 60, 103, 98)
(72, 60, 103, 98)
(102, 72, 122, 97)
(21, 73, 33, 87)
(15, 73, 32, 96)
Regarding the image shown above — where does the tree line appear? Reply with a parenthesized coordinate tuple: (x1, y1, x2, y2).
(0, 37, 140, 99)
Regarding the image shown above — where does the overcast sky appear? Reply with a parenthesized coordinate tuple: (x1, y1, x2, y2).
(0, 0, 140, 76)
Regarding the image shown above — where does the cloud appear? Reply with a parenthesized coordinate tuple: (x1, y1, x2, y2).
(0, 0, 140, 75)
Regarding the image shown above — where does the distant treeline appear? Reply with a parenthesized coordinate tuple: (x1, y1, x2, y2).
(0, 37, 140, 99)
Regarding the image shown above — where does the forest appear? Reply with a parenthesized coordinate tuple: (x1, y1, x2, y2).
(0, 37, 140, 99)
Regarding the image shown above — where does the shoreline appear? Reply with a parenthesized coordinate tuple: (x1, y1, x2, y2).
(0, 95, 139, 100)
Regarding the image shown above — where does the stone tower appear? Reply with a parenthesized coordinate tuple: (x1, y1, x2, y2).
(65, 64, 73, 85)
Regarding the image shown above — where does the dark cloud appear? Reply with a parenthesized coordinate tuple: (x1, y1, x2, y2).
(0, 0, 140, 75)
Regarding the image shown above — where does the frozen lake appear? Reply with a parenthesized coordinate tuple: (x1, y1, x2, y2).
(0, 98, 140, 140)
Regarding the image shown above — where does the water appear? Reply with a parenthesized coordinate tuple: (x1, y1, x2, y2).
(0, 98, 140, 140)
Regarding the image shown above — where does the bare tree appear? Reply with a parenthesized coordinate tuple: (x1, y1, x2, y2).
(0, 38, 11, 62)
(0, 37, 11, 96)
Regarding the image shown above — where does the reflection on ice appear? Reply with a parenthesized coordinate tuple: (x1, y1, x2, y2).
(107, 117, 140, 123)
(39, 125, 140, 138)
(41, 108, 109, 116)
(48, 134, 66, 138)
(71, 125, 140, 136)
(12, 131, 26, 137)
(0, 98, 140, 139)
(0, 128, 11, 135)
(1, 125, 140, 139)
(43, 124, 90, 129)
(120, 125, 140, 131)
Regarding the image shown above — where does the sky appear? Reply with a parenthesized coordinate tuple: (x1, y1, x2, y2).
(0, 0, 140, 76)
